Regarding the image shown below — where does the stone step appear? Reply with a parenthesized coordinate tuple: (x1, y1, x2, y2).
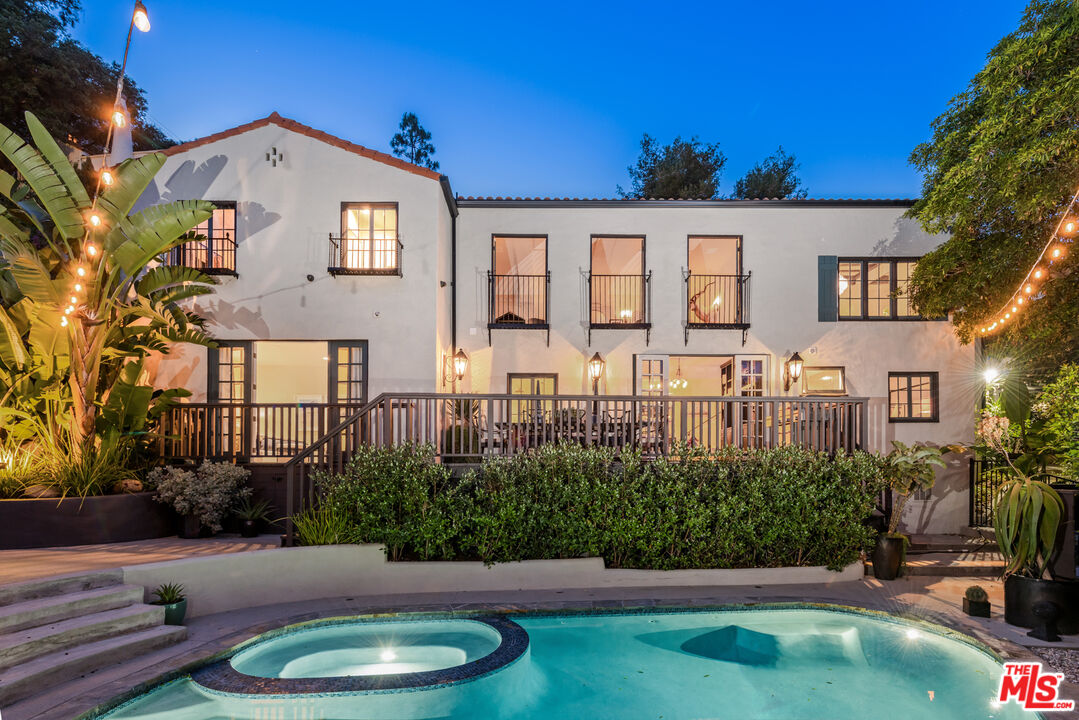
(908, 542, 999, 554)
(0, 584, 144, 634)
(0, 570, 123, 607)
(0, 624, 186, 707)
(865, 551, 1005, 578)
(0, 603, 164, 672)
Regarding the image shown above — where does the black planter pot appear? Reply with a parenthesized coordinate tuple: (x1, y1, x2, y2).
(1004, 575, 1079, 634)
(177, 513, 201, 539)
(240, 519, 258, 538)
(871, 535, 905, 581)
(963, 598, 991, 618)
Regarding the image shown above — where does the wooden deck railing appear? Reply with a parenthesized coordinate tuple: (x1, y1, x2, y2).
(156, 394, 868, 545)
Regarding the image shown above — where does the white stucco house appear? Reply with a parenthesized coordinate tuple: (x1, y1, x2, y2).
(143, 112, 978, 534)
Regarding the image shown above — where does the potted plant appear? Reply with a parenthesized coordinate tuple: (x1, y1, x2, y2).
(150, 462, 251, 538)
(980, 373, 1079, 632)
(235, 498, 273, 538)
(963, 585, 991, 618)
(871, 441, 947, 580)
(151, 583, 187, 625)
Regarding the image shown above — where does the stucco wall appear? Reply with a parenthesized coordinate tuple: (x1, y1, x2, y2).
(122, 545, 864, 618)
(143, 122, 452, 399)
(454, 203, 978, 533)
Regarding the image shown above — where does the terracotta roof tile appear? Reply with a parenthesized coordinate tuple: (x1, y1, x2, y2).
(162, 112, 442, 181)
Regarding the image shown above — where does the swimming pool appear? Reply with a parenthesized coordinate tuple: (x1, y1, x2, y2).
(98, 605, 1027, 719)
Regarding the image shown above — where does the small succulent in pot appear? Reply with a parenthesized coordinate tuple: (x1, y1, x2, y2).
(963, 584, 991, 618)
(236, 498, 273, 538)
(151, 582, 188, 625)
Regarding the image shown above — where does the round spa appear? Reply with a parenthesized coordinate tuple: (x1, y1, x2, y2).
(231, 618, 505, 679)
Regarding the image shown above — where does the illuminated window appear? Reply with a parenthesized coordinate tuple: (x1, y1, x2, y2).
(802, 367, 846, 396)
(838, 259, 920, 319)
(490, 236, 548, 325)
(888, 372, 939, 422)
(335, 203, 399, 273)
(174, 201, 237, 274)
(590, 236, 646, 326)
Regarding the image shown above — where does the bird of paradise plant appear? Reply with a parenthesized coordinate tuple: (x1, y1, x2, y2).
(0, 111, 216, 495)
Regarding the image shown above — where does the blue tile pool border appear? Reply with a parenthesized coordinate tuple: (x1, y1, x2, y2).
(190, 615, 529, 696)
(80, 601, 1015, 719)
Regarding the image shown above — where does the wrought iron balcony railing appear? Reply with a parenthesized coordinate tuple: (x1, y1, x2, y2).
(488, 272, 550, 324)
(327, 234, 403, 276)
(588, 272, 651, 343)
(172, 234, 237, 275)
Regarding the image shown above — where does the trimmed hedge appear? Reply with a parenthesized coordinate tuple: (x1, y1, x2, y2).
(314, 442, 882, 570)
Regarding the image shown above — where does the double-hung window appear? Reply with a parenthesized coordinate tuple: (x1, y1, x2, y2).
(838, 258, 920, 319)
(589, 236, 647, 326)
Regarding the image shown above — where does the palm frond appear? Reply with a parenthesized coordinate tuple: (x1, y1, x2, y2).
(103, 200, 213, 276)
(136, 265, 215, 297)
(24, 113, 91, 208)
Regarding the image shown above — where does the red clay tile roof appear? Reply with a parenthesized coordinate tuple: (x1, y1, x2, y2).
(162, 112, 442, 181)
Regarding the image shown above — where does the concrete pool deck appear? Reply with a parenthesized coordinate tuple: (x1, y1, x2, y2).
(4, 574, 1078, 720)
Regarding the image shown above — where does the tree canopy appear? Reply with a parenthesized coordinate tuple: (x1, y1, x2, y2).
(732, 146, 807, 199)
(908, 0, 1079, 375)
(0, 0, 173, 153)
(390, 112, 439, 171)
(619, 134, 726, 199)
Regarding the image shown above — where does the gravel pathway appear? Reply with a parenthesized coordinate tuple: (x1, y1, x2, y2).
(1031, 647, 1079, 684)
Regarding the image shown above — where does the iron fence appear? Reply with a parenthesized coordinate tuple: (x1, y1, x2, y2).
(686, 273, 750, 326)
(969, 456, 1075, 527)
(488, 273, 549, 325)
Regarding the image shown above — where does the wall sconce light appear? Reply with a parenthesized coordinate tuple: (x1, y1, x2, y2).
(453, 349, 468, 381)
(588, 352, 605, 395)
(783, 352, 804, 392)
(443, 348, 469, 386)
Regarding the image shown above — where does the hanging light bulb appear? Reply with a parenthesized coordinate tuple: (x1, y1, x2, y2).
(1017, 297, 1024, 305)
(64, 306, 73, 315)
(132, 1, 151, 32)
(101, 168, 114, 186)
(1063, 219, 1078, 237)
(88, 213, 102, 228)
(1051, 246, 1064, 259)
(112, 109, 127, 128)
(74, 283, 82, 292)
(69, 296, 78, 304)
(60, 316, 68, 327)
(76, 266, 86, 277)
(1033, 268, 1044, 279)
(87, 244, 98, 257)
(1024, 284, 1034, 294)
(1012, 305, 1018, 313)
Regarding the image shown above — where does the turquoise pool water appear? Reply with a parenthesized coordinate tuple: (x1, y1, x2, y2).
(102, 607, 1026, 720)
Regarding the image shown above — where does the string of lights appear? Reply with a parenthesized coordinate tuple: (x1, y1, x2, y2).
(66, 2, 150, 329)
(978, 185, 1077, 336)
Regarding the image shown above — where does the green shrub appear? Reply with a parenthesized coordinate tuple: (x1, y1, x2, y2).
(149, 461, 251, 532)
(292, 503, 356, 546)
(1037, 364, 1079, 480)
(314, 442, 882, 571)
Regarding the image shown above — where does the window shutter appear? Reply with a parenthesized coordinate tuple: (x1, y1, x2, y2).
(818, 255, 839, 322)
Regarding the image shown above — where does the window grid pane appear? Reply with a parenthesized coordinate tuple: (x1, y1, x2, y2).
(342, 205, 398, 271)
(838, 262, 862, 318)
(889, 373, 936, 421)
(895, 261, 917, 317)
(334, 345, 365, 403)
(866, 262, 891, 318)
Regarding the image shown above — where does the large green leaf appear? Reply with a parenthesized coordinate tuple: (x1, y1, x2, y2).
(103, 200, 213, 275)
(96, 153, 166, 224)
(2, 240, 62, 305)
(24, 113, 91, 209)
(27, 303, 69, 359)
(99, 359, 153, 434)
(0, 303, 27, 369)
(0, 122, 83, 240)
(1000, 374, 1032, 425)
(136, 265, 215, 297)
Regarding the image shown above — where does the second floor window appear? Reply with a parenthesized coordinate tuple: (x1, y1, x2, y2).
(838, 258, 919, 319)
(490, 235, 548, 325)
(687, 236, 746, 326)
(174, 201, 237, 275)
(590, 236, 646, 326)
(334, 203, 399, 274)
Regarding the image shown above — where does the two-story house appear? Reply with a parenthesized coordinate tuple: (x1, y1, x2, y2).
(143, 113, 976, 534)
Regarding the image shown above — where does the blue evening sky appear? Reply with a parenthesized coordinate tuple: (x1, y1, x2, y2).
(73, 1, 1027, 199)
